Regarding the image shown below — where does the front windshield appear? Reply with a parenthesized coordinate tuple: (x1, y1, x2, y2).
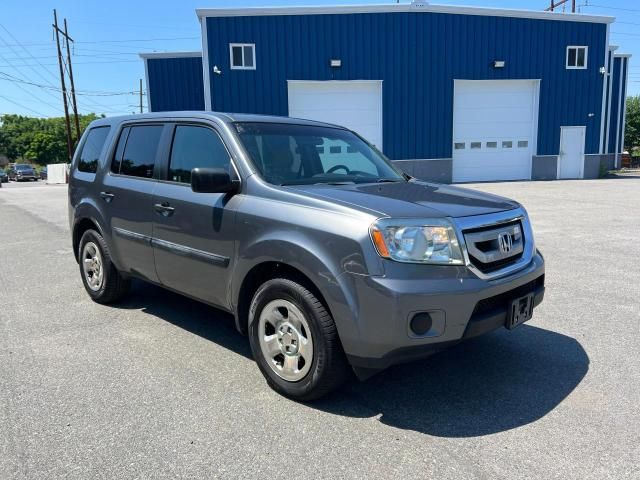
(234, 122, 405, 186)
(16, 164, 30, 170)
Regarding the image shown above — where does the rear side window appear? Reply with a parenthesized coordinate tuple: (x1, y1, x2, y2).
(112, 125, 163, 179)
(168, 125, 232, 184)
(78, 126, 110, 173)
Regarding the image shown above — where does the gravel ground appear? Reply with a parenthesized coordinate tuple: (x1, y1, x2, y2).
(1, 178, 638, 480)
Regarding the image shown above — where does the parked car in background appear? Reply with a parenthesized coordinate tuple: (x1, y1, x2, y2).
(40, 166, 48, 180)
(69, 112, 545, 400)
(0, 169, 8, 183)
(8, 164, 37, 181)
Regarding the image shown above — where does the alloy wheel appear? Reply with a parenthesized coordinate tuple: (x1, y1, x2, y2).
(258, 299, 314, 382)
(81, 241, 104, 291)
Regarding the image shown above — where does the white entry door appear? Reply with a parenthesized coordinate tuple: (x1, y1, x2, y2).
(287, 81, 383, 149)
(452, 80, 539, 182)
(558, 126, 585, 179)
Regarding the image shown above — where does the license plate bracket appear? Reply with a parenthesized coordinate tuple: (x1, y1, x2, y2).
(507, 292, 534, 329)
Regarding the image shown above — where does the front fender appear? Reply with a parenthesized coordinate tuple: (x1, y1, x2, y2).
(231, 234, 365, 354)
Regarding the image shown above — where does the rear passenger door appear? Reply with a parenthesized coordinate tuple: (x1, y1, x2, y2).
(101, 123, 167, 283)
(151, 123, 240, 308)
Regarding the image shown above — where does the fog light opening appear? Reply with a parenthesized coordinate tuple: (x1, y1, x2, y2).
(410, 312, 433, 336)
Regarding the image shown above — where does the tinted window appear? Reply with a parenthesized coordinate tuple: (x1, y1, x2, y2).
(78, 127, 110, 173)
(111, 127, 129, 173)
(168, 125, 231, 184)
(116, 125, 163, 178)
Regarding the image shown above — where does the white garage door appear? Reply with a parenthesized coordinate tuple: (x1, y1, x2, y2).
(287, 81, 383, 149)
(453, 80, 539, 182)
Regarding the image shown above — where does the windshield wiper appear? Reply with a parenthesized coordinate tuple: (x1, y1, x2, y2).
(317, 181, 356, 185)
(376, 178, 404, 183)
(280, 180, 356, 186)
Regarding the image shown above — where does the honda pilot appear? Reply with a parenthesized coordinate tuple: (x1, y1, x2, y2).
(69, 112, 545, 400)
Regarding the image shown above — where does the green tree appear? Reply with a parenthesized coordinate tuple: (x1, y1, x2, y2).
(625, 95, 640, 155)
(0, 113, 102, 165)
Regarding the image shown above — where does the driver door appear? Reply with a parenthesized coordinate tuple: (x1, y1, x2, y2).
(151, 123, 241, 308)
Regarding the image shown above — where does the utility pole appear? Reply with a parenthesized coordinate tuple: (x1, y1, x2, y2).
(63, 18, 81, 144)
(547, 0, 575, 12)
(53, 9, 73, 162)
(139, 78, 143, 114)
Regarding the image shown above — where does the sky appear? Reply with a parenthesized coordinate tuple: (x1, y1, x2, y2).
(0, 0, 638, 118)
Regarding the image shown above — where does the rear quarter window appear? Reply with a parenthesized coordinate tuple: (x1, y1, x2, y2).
(111, 125, 163, 179)
(78, 126, 111, 173)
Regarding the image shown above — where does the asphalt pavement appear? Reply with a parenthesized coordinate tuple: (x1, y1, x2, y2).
(1, 178, 638, 479)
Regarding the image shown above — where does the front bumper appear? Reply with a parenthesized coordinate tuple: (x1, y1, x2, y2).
(341, 251, 545, 370)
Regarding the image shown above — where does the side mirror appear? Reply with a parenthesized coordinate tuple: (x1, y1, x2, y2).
(191, 168, 239, 194)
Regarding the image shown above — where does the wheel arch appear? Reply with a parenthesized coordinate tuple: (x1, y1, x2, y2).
(72, 217, 104, 262)
(232, 240, 360, 346)
(236, 261, 331, 335)
(71, 198, 111, 262)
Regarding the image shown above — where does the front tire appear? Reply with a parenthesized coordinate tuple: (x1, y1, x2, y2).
(78, 229, 130, 304)
(248, 278, 350, 401)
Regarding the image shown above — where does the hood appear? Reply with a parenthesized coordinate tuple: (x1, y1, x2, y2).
(287, 180, 518, 218)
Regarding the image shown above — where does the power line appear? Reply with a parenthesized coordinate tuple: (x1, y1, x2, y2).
(0, 36, 199, 47)
(0, 57, 62, 111)
(610, 31, 640, 38)
(0, 24, 60, 87)
(0, 24, 88, 117)
(582, 4, 640, 14)
(1, 52, 147, 60)
(0, 60, 141, 67)
(0, 71, 144, 96)
(0, 94, 48, 117)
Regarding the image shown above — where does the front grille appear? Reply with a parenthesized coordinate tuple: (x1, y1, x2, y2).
(463, 220, 524, 273)
(469, 251, 524, 273)
(471, 274, 545, 319)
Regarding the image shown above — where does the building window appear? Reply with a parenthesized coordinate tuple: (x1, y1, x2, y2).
(230, 43, 255, 70)
(566, 46, 588, 69)
(518, 140, 529, 148)
(470, 142, 481, 149)
(454, 142, 465, 150)
(486, 141, 497, 148)
(502, 141, 513, 148)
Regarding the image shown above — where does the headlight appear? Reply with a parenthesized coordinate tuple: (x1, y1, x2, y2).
(370, 218, 464, 265)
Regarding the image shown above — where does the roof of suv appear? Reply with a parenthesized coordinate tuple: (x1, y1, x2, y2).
(89, 111, 347, 130)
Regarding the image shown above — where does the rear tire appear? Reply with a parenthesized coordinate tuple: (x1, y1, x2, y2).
(248, 278, 350, 401)
(78, 229, 130, 304)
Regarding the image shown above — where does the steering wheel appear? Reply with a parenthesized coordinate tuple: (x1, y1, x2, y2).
(326, 164, 351, 174)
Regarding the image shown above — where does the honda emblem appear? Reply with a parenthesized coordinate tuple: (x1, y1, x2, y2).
(498, 232, 513, 254)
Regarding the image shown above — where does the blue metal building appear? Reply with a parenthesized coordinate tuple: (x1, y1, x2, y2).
(141, 52, 204, 112)
(141, 2, 630, 182)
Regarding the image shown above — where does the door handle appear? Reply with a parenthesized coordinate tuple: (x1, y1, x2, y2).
(100, 191, 115, 202)
(154, 202, 175, 217)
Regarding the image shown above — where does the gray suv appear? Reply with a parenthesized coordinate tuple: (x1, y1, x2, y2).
(69, 112, 545, 400)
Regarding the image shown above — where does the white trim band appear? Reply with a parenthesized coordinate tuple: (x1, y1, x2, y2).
(196, 4, 614, 24)
(139, 51, 202, 59)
